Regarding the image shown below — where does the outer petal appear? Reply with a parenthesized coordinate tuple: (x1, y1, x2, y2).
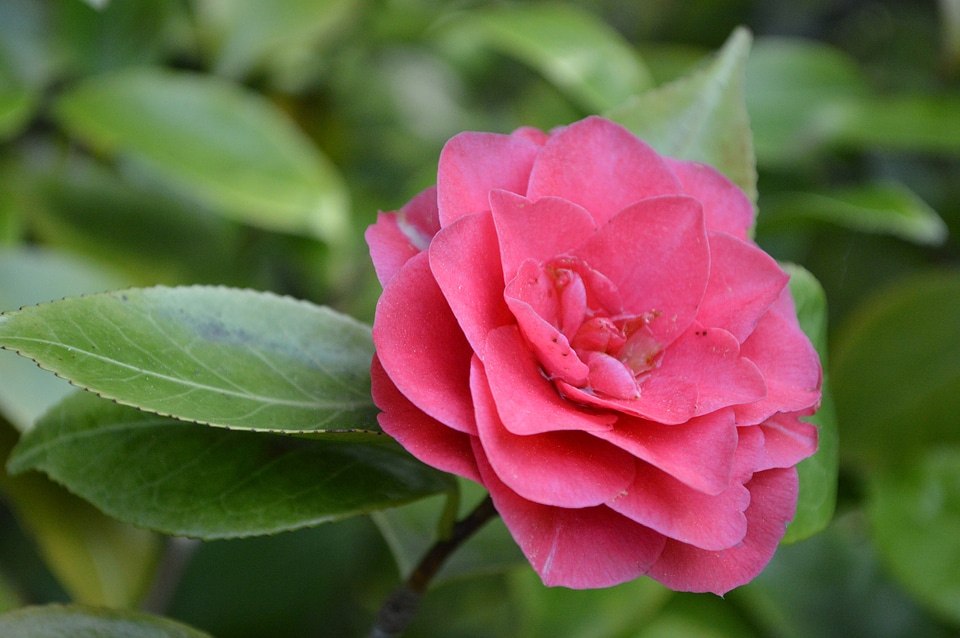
(437, 132, 541, 226)
(429, 211, 514, 357)
(735, 310, 822, 425)
(475, 445, 666, 589)
(757, 412, 818, 471)
(575, 196, 709, 346)
(593, 409, 737, 495)
(647, 467, 799, 595)
(608, 462, 749, 552)
(698, 231, 789, 342)
(365, 188, 441, 286)
(527, 116, 682, 227)
(666, 158, 754, 239)
(484, 326, 613, 435)
(371, 355, 481, 483)
(373, 251, 476, 434)
(472, 355, 634, 508)
(490, 190, 597, 281)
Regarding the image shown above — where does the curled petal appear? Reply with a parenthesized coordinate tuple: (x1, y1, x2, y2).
(373, 252, 476, 434)
(666, 158, 754, 239)
(365, 188, 441, 286)
(372, 355, 480, 483)
(758, 412, 818, 470)
(437, 132, 540, 226)
(475, 445, 666, 589)
(528, 116, 681, 227)
(647, 467, 799, 594)
(472, 355, 634, 508)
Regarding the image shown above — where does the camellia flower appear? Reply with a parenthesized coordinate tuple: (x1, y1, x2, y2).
(366, 116, 821, 594)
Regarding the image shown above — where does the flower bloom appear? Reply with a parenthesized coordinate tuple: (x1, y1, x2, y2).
(366, 116, 821, 594)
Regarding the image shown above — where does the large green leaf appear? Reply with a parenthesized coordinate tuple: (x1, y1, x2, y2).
(436, 3, 653, 112)
(835, 95, 960, 154)
(7, 391, 452, 539)
(0, 421, 160, 607)
(0, 248, 126, 432)
(0, 604, 212, 637)
(53, 69, 349, 241)
(606, 27, 756, 203)
(781, 264, 837, 543)
(831, 271, 960, 467)
(759, 182, 948, 246)
(0, 286, 379, 434)
(868, 448, 960, 624)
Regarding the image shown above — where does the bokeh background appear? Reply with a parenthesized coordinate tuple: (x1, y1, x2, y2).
(0, 1, 958, 636)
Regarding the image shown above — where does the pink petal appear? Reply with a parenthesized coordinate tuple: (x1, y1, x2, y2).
(593, 409, 738, 495)
(527, 116, 681, 227)
(429, 211, 514, 357)
(553, 377, 698, 426)
(647, 467, 800, 594)
(475, 445, 666, 589)
(371, 355, 481, 483)
(483, 326, 614, 435)
(643, 323, 767, 417)
(666, 158, 754, 239)
(575, 196, 709, 346)
(437, 132, 540, 226)
(512, 126, 550, 146)
(608, 461, 750, 552)
(699, 231, 789, 342)
(372, 251, 476, 434)
(472, 356, 635, 508)
(582, 351, 638, 400)
(365, 188, 441, 286)
(735, 310, 822, 425)
(490, 190, 597, 281)
(758, 412, 818, 470)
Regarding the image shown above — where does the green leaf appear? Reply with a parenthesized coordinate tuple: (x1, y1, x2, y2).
(8, 391, 452, 539)
(53, 69, 349, 241)
(0, 56, 37, 142)
(0, 247, 126, 431)
(868, 448, 960, 624)
(437, 3, 653, 112)
(834, 94, 960, 154)
(0, 604, 212, 637)
(373, 478, 524, 585)
(0, 421, 160, 607)
(759, 182, 948, 246)
(781, 264, 837, 543)
(744, 38, 869, 167)
(831, 271, 960, 467)
(606, 27, 756, 202)
(943, 0, 960, 70)
(0, 286, 379, 434)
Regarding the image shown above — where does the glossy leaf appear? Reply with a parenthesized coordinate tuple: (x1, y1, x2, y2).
(438, 3, 653, 112)
(53, 69, 349, 241)
(7, 391, 453, 539)
(606, 27, 757, 202)
(868, 448, 960, 624)
(0, 604, 211, 637)
(781, 264, 837, 543)
(0, 421, 160, 607)
(831, 271, 960, 467)
(759, 182, 948, 246)
(0, 286, 379, 434)
(0, 247, 125, 432)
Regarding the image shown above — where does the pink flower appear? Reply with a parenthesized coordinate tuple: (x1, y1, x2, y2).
(366, 116, 821, 594)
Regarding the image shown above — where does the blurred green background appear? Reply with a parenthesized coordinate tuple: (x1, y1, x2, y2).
(1, 0, 959, 636)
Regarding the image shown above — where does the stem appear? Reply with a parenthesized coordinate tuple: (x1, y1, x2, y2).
(369, 496, 498, 637)
(141, 537, 201, 615)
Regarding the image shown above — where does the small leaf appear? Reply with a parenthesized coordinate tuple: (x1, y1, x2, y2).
(437, 3, 653, 112)
(868, 448, 960, 624)
(0, 286, 379, 434)
(53, 69, 349, 241)
(759, 181, 948, 246)
(8, 392, 453, 539)
(781, 264, 837, 543)
(0, 604, 212, 637)
(0, 421, 160, 607)
(831, 271, 960, 467)
(606, 27, 756, 202)
(0, 247, 126, 431)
